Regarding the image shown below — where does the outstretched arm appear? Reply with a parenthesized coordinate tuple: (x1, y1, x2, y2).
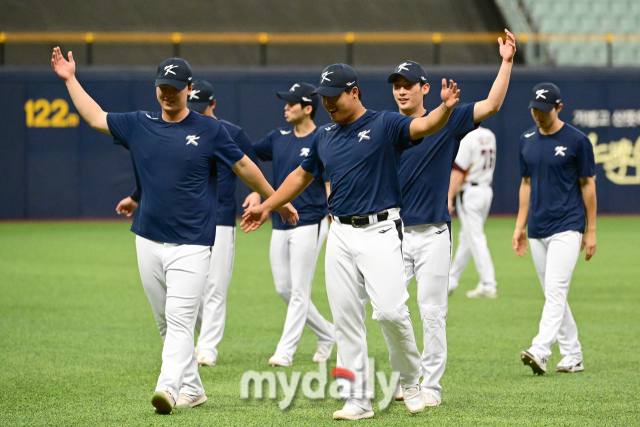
(512, 177, 530, 257)
(409, 79, 460, 139)
(51, 47, 109, 133)
(473, 29, 516, 123)
(580, 176, 597, 260)
(232, 156, 298, 225)
(241, 166, 315, 232)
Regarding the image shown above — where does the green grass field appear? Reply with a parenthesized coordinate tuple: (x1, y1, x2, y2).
(1, 217, 639, 426)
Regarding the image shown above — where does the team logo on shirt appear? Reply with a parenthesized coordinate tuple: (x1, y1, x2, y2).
(325, 124, 337, 131)
(555, 146, 567, 156)
(289, 84, 300, 92)
(300, 148, 310, 157)
(186, 135, 200, 146)
(524, 132, 535, 138)
(535, 89, 548, 99)
(188, 89, 201, 100)
(145, 114, 158, 120)
(280, 130, 292, 135)
(358, 130, 371, 142)
(164, 64, 178, 76)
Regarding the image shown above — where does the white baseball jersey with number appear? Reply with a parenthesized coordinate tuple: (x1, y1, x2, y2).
(455, 127, 496, 189)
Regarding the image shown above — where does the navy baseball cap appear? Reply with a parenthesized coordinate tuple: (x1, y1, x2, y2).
(312, 63, 359, 97)
(187, 80, 215, 112)
(528, 82, 562, 113)
(277, 83, 319, 110)
(155, 57, 193, 90)
(387, 60, 428, 84)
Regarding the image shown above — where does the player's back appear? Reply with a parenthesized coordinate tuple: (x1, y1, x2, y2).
(459, 127, 496, 187)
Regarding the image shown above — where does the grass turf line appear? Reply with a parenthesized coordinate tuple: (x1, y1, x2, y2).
(0, 218, 638, 426)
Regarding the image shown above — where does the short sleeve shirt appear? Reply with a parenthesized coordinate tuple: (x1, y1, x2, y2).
(301, 110, 421, 217)
(107, 110, 244, 246)
(254, 126, 328, 230)
(519, 123, 596, 239)
(398, 103, 478, 226)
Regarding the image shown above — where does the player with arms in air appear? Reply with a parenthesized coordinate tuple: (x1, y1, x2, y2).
(51, 48, 296, 414)
(388, 30, 515, 405)
(243, 63, 460, 420)
(515, 83, 597, 375)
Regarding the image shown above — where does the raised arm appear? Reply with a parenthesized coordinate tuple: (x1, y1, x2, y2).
(51, 47, 109, 133)
(409, 79, 460, 140)
(241, 166, 315, 232)
(232, 155, 298, 226)
(512, 177, 531, 257)
(473, 30, 516, 123)
(580, 176, 597, 260)
(447, 168, 465, 215)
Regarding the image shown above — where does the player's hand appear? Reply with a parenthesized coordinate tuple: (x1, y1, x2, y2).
(512, 227, 528, 257)
(441, 79, 460, 110)
(242, 192, 261, 211)
(499, 29, 517, 63)
(581, 230, 597, 261)
(51, 47, 76, 82)
(448, 199, 455, 216)
(115, 197, 138, 217)
(241, 203, 270, 233)
(275, 203, 299, 226)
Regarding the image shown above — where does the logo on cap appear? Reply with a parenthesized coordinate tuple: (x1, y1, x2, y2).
(164, 65, 179, 76)
(397, 62, 410, 72)
(321, 71, 333, 83)
(346, 81, 355, 86)
(188, 90, 200, 100)
(290, 84, 300, 92)
(302, 97, 312, 102)
(535, 89, 548, 99)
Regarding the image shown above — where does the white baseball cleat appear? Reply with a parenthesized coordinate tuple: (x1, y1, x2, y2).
(268, 353, 292, 367)
(332, 403, 374, 420)
(197, 355, 216, 367)
(312, 343, 334, 363)
(151, 389, 175, 414)
(423, 389, 440, 407)
(175, 393, 207, 409)
(521, 350, 547, 375)
(466, 286, 498, 299)
(556, 356, 584, 373)
(402, 385, 427, 414)
(393, 381, 403, 401)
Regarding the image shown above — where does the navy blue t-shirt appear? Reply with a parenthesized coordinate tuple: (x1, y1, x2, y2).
(519, 123, 596, 239)
(301, 110, 421, 217)
(217, 119, 258, 226)
(399, 103, 478, 226)
(254, 126, 328, 230)
(107, 110, 244, 246)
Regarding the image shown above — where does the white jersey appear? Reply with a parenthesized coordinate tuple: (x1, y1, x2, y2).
(454, 127, 496, 188)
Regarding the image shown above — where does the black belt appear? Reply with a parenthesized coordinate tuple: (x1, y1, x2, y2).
(470, 182, 492, 187)
(337, 211, 389, 227)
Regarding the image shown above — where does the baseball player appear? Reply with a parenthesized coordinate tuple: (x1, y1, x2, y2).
(51, 48, 297, 414)
(242, 63, 461, 420)
(448, 126, 498, 298)
(515, 83, 597, 375)
(250, 83, 335, 367)
(388, 29, 516, 407)
(115, 79, 260, 368)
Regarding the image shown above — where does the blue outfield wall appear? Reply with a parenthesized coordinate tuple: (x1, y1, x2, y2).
(1, 66, 639, 219)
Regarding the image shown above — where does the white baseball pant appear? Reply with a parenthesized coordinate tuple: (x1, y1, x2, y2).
(528, 230, 583, 360)
(195, 225, 236, 361)
(403, 222, 451, 403)
(450, 186, 497, 292)
(270, 217, 334, 360)
(327, 208, 421, 411)
(135, 236, 210, 401)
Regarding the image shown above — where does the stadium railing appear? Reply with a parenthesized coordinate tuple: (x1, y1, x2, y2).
(1, 31, 639, 66)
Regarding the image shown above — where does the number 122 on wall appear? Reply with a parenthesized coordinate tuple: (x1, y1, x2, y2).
(24, 99, 80, 128)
